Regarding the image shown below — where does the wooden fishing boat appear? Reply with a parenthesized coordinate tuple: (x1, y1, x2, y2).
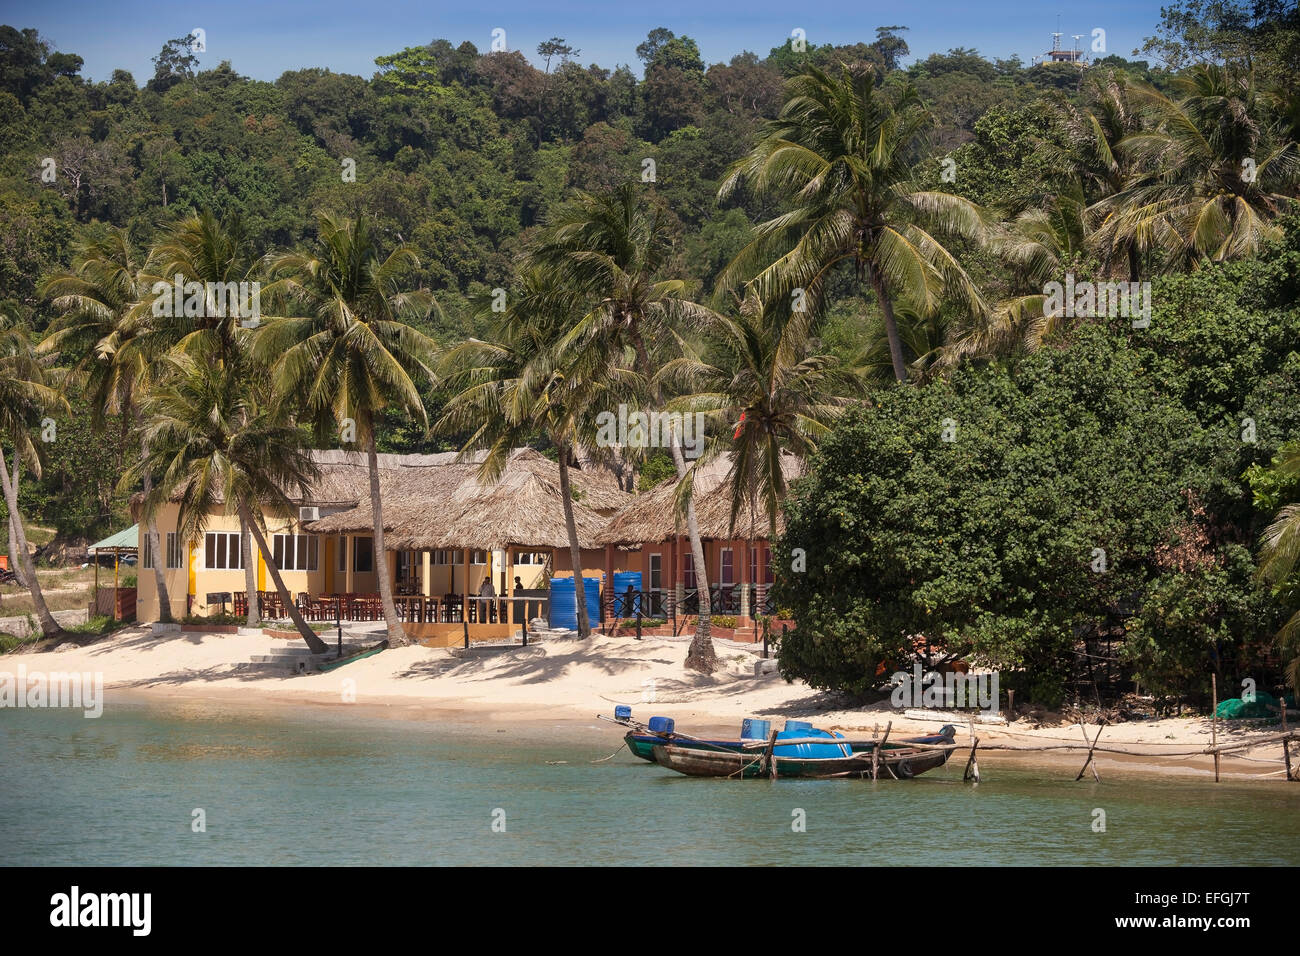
(650, 726, 958, 780)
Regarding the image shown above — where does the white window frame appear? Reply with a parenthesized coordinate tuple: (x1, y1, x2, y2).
(204, 531, 244, 570)
(166, 532, 183, 569)
(273, 533, 319, 572)
(720, 547, 734, 586)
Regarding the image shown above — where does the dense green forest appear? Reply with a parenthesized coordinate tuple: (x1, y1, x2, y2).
(4, 1, 1300, 696)
(0, 18, 1194, 537)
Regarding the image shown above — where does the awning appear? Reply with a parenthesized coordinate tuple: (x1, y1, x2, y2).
(88, 524, 139, 554)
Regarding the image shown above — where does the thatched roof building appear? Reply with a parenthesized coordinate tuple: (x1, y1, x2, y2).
(596, 452, 803, 546)
(304, 447, 628, 551)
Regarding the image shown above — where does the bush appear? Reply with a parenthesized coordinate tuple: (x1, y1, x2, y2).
(711, 615, 738, 628)
(618, 618, 666, 627)
(775, 318, 1259, 704)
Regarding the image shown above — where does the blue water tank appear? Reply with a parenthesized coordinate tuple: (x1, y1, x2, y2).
(648, 716, 675, 734)
(775, 725, 851, 759)
(614, 705, 632, 721)
(741, 718, 771, 740)
(612, 571, 643, 615)
(548, 576, 601, 630)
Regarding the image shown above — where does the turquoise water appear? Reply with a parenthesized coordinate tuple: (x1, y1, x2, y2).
(2, 697, 1298, 865)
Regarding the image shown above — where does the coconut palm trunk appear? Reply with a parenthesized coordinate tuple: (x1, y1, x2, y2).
(868, 264, 909, 384)
(671, 434, 717, 672)
(238, 500, 326, 653)
(629, 328, 716, 668)
(138, 433, 173, 624)
(556, 447, 591, 638)
(365, 416, 406, 647)
(240, 514, 260, 626)
(7, 455, 26, 588)
(0, 447, 62, 639)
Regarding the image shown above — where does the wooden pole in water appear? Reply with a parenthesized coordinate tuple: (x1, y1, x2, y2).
(963, 736, 980, 782)
(760, 728, 779, 779)
(1211, 673, 1220, 783)
(872, 721, 892, 780)
(1075, 723, 1103, 782)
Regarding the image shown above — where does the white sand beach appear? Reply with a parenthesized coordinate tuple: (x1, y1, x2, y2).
(4, 625, 1293, 780)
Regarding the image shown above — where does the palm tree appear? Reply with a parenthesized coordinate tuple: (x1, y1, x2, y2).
(39, 229, 179, 622)
(1041, 71, 1146, 280)
(1096, 65, 1298, 271)
(437, 269, 627, 638)
(0, 312, 69, 639)
(659, 290, 859, 539)
(943, 187, 1088, 365)
(126, 352, 328, 653)
(718, 64, 988, 385)
(257, 213, 437, 647)
(530, 184, 725, 672)
(140, 211, 267, 625)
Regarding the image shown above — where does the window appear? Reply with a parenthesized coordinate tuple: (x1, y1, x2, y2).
(397, 550, 412, 580)
(763, 546, 773, 584)
(166, 532, 183, 570)
(750, 546, 758, 586)
(515, 552, 547, 565)
(649, 554, 662, 591)
(273, 534, 318, 572)
(720, 548, 734, 585)
(142, 534, 154, 569)
(471, 550, 487, 565)
(683, 554, 696, 590)
(353, 536, 373, 573)
(204, 532, 244, 570)
(336, 536, 347, 572)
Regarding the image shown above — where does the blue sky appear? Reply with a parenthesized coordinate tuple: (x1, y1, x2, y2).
(0, 0, 1171, 83)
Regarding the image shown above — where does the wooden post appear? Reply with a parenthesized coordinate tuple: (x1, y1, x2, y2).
(1283, 701, 1293, 781)
(1007, 689, 1015, 721)
(1211, 673, 1220, 783)
(872, 721, 892, 781)
(1075, 723, 1103, 782)
(462, 548, 470, 626)
(963, 737, 980, 783)
(759, 728, 779, 779)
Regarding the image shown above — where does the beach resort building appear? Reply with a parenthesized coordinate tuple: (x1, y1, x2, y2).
(131, 448, 794, 643)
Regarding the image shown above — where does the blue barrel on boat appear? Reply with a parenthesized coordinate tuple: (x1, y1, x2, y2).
(548, 576, 601, 630)
(775, 724, 851, 758)
(741, 718, 771, 740)
(612, 571, 642, 615)
(648, 716, 675, 734)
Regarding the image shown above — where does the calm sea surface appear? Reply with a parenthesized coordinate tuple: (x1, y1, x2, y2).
(2, 696, 1298, 866)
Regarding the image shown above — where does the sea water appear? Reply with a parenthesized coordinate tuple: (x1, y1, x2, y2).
(2, 696, 1297, 866)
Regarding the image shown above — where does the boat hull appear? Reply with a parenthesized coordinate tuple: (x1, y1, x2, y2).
(649, 741, 955, 779)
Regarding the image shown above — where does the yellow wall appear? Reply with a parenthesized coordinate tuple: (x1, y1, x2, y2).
(135, 504, 328, 622)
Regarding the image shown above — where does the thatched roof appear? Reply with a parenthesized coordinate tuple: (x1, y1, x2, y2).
(304, 447, 629, 551)
(595, 452, 803, 546)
